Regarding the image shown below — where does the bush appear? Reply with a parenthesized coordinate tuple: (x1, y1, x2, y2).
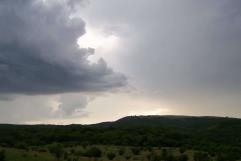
(84, 147, 102, 158)
(81, 141, 88, 149)
(147, 152, 162, 161)
(63, 151, 70, 160)
(107, 152, 116, 160)
(216, 153, 239, 161)
(70, 148, 75, 154)
(179, 147, 186, 154)
(166, 154, 176, 161)
(146, 146, 153, 152)
(125, 155, 131, 160)
(131, 147, 140, 155)
(0, 150, 6, 161)
(118, 148, 125, 155)
(72, 157, 78, 161)
(178, 154, 188, 161)
(48, 143, 64, 159)
(75, 149, 84, 156)
(38, 148, 47, 152)
(162, 148, 168, 157)
(15, 143, 28, 150)
(194, 152, 210, 161)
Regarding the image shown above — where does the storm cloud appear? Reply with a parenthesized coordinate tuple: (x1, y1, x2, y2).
(83, 0, 241, 95)
(77, 0, 241, 118)
(0, 0, 126, 95)
(1, 0, 241, 124)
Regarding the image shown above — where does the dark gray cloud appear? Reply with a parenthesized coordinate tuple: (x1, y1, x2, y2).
(1, 0, 241, 123)
(0, 0, 126, 95)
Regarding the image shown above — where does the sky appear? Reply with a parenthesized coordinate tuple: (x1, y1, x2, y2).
(0, 0, 241, 124)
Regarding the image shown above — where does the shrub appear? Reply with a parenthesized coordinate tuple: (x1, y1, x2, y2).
(107, 152, 116, 160)
(194, 152, 210, 161)
(147, 153, 162, 161)
(84, 147, 102, 158)
(63, 152, 69, 160)
(72, 157, 78, 161)
(179, 147, 186, 154)
(216, 153, 238, 161)
(0, 150, 6, 161)
(70, 148, 75, 154)
(16, 143, 28, 150)
(38, 148, 47, 152)
(118, 148, 125, 155)
(22, 153, 27, 158)
(75, 149, 84, 156)
(48, 143, 64, 159)
(125, 155, 131, 160)
(178, 154, 188, 161)
(81, 142, 88, 149)
(162, 148, 168, 157)
(131, 147, 140, 155)
(166, 154, 176, 161)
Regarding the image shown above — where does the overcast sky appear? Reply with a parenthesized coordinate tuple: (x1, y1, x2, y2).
(0, 0, 241, 124)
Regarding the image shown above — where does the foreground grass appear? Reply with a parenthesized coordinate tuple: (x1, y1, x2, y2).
(0, 147, 55, 161)
(0, 145, 240, 161)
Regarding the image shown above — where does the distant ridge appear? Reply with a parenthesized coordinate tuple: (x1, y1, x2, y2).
(89, 115, 241, 127)
(0, 115, 239, 127)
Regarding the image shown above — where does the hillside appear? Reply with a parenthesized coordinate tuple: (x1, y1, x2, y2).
(94, 115, 241, 127)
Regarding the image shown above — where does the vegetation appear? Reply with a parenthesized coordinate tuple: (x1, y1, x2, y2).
(48, 143, 64, 159)
(118, 148, 125, 155)
(0, 115, 240, 161)
(0, 150, 5, 161)
(178, 154, 188, 161)
(84, 147, 102, 158)
(131, 147, 140, 155)
(106, 152, 116, 160)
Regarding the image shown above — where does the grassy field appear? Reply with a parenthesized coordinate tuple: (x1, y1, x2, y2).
(0, 147, 54, 161)
(0, 144, 232, 161)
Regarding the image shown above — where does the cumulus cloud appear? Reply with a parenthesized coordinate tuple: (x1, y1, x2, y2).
(0, 0, 126, 95)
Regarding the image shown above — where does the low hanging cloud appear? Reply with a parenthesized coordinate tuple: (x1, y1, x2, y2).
(0, 0, 127, 95)
(57, 93, 89, 116)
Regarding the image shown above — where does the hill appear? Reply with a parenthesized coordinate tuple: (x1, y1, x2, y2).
(93, 115, 241, 127)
